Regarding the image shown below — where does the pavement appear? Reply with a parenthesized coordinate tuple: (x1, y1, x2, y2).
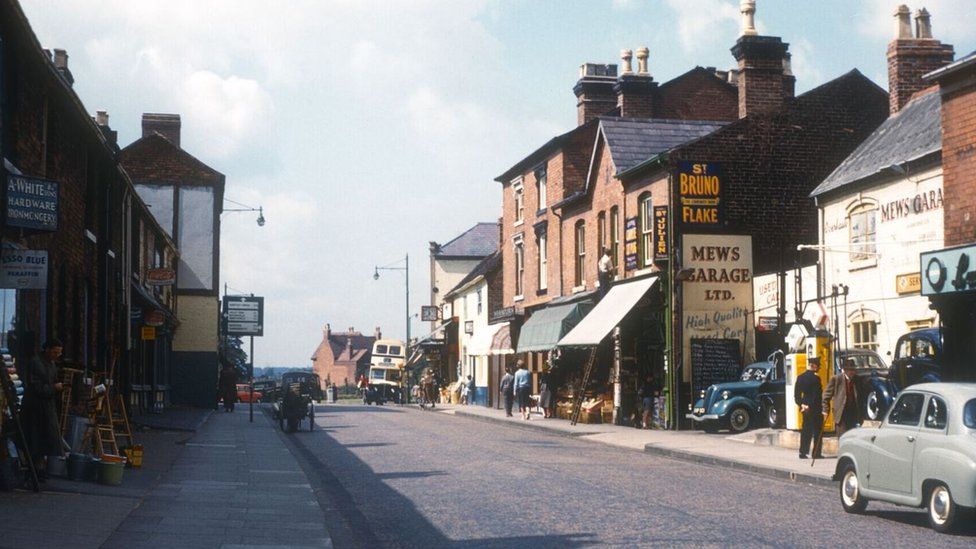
(448, 402, 838, 486)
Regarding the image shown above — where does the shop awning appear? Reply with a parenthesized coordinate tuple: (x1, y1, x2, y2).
(468, 323, 509, 356)
(558, 276, 659, 347)
(516, 302, 593, 353)
(414, 319, 453, 346)
(489, 323, 514, 355)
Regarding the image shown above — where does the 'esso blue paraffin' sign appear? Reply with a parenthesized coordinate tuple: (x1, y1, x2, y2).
(921, 244, 976, 297)
(6, 175, 59, 231)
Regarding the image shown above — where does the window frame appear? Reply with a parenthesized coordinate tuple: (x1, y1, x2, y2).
(574, 220, 586, 288)
(848, 202, 878, 267)
(923, 395, 947, 431)
(638, 193, 653, 268)
(609, 206, 619, 269)
(512, 178, 524, 224)
(597, 211, 606, 255)
(886, 392, 925, 426)
(537, 230, 548, 292)
(850, 318, 879, 352)
(535, 165, 547, 211)
(513, 236, 525, 299)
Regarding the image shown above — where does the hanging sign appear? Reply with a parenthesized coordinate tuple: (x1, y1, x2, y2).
(145, 310, 165, 327)
(676, 162, 723, 227)
(624, 217, 639, 271)
(653, 205, 668, 262)
(140, 326, 156, 340)
(223, 295, 264, 337)
(146, 268, 176, 286)
(6, 175, 59, 231)
(0, 250, 48, 289)
(920, 244, 976, 297)
(421, 306, 439, 322)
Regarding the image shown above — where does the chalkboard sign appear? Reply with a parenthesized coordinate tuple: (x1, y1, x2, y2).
(691, 338, 741, 397)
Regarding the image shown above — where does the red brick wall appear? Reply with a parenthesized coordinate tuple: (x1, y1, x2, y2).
(888, 39, 954, 115)
(940, 73, 976, 246)
(656, 70, 738, 122)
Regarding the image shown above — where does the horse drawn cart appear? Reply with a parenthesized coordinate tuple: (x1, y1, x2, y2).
(272, 372, 321, 432)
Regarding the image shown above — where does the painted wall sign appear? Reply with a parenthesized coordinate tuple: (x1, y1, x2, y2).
(676, 162, 723, 227)
(146, 268, 176, 286)
(0, 250, 48, 289)
(921, 244, 976, 297)
(624, 216, 639, 271)
(896, 272, 921, 295)
(653, 205, 669, 262)
(757, 317, 778, 332)
(682, 234, 754, 382)
(6, 175, 59, 231)
(880, 189, 944, 222)
(223, 295, 265, 337)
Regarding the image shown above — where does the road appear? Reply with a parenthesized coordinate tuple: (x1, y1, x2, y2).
(280, 403, 976, 548)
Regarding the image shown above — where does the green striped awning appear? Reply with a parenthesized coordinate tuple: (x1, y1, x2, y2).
(516, 302, 592, 353)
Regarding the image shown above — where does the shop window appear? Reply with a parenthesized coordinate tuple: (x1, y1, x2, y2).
(537, 230, 548, 291)
(638, 193, 654, 268)
(574, 220, 586, 287)
(535, 165, 547, 210)
(513, 179, 524, 223)
(848, 203, 877, 266)
(514, 239, 525, 298)
(851, 318, 878, 352)
(610, 206, 619, 269)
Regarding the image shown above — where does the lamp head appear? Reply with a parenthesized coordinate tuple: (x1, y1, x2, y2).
(373, 268, 380, 281)
(256, 207, 265, 227)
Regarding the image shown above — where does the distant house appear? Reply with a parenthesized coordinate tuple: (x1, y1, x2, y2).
(310, 325, 379, 389)
(428, 222, 499, 327)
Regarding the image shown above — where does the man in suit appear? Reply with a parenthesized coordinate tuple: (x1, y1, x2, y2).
(823, 359, 860, 436)
(794, 357, 824, 459)
(499, 367, 515, 417)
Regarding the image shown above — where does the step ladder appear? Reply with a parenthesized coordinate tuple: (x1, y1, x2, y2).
(90, 392, 119, 457)
(111, 393, 134, 449)
(58, 368, 82, 435)
(570, 348, 598, 426)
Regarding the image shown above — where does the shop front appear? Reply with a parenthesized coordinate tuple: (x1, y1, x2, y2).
(488, 322, 515, 409)
(517, 301, 593, 394)
(921, 244, 976, 381)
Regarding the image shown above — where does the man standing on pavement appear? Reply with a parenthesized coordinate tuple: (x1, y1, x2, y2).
(466, 374, 477, 406)
(499, 366, 515, 417)
(794, 357, 824, 459)
(823, 359, 860, 437)
(514, 360, 532, 420)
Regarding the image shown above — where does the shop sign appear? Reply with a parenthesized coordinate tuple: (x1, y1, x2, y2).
(464, 320, 474, 335)
(6, 175, 59, 231)
(421, 305, 439, 322)
(624, 217, 639, 271)
(653, 205, 668, 262)
(490, 306, 522, 323)
(223, 295, 264, 337)
(676, 162, 723, 227)
(140, 326, 156, 341)
(146, 268, 176, 286)
(681, 234, 754, 382)
(896, 272, 921, 295)
(757, 317, 778, 332)
(145, 310, 165, 327)
(881, 189, 944, 223)
(921, 244, 976, 297)
(0, 250, 48, 289)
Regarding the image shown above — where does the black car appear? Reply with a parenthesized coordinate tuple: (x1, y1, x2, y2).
(833, 349, 890, 421)
(866, 328, 943, 420)
(689, 353, 785, 433)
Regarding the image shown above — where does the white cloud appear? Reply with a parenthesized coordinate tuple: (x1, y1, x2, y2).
(179, 71, 274, 160)
(788, 38, 824, 92)
(664, 0, 740, 53)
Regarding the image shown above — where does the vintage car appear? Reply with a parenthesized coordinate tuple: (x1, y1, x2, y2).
(867, 329, 943, 421)
(835, 383, 976, 533)
(689, 355, 785, 433)
(834, 349, 890, 421)
(236, 383, 263, 403)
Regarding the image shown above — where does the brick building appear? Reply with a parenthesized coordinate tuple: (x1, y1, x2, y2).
(310, 325, 378, 389)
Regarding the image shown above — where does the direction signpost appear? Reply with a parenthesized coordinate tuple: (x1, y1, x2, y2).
(223, 295, 264, 422)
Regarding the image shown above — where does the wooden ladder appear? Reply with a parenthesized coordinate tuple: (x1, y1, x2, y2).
(91, 392, 119, 457)
(111, 393, 134, 449)
(58, 368, 81, 435)
(570, 348, 599, 426)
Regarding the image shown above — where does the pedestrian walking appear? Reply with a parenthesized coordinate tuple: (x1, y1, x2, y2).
(499, 366, 515, 417)
(467, 374, 477, 406)
(539, 367, 553, 418)
(795, 357, 824, 459)
(22, 338, 65, 473)
(823, 358, 860, 437)
(514, 360, 532, 420)
(218, 361, 239, 412)
(638, 374, 660, 429)
(597, 247, 614, 298)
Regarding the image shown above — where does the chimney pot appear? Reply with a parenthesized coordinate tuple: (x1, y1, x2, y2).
(740, 0, 758, 36)
(914, 8, 932, 39)
(894, 5, 912, 39)
(620, 49, 633, 75)
(53, 49, 68, 69)
(141, 113, 182, 148)
(95, 110, 109, 126)
(635, 47, 650, 75)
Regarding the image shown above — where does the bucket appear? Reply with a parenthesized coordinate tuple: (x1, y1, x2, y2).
(96, 460, 124, 486)
(46, 456, 67, 478)
(122, 445, 143, 468)
(66, 453, 93, 481)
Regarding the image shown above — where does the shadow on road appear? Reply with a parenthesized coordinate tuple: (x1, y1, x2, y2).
(375, 470, 448, 480)
(864, 508, 976, 536)
(343, 442, 397, 448)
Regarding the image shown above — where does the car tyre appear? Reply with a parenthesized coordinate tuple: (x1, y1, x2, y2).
(728, 406, 751, 433)
(865, 389, 882, 421)
(928, 483, 958, 533)
(763, 399, 781, 428)
(839, 464, 868, 514)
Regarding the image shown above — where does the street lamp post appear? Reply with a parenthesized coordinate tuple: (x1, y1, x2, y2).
(224, 198, 266, 226)
(373, 254, 410, 404)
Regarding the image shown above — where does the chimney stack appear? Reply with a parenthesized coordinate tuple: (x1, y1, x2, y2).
(573, 63, 618, 125)
(141, 113, 182, 147)
(52, 48, 74, 87)
(615, 47, 656, 119)
(324, 324, 332, 339)
(375, 326, 382, 340)
(95, 111, 109, 126)
(730, 1, 790, 119)
(887, 5, 954, 114)
(782, 53, 796, 99)
(93, 110, 118, 145)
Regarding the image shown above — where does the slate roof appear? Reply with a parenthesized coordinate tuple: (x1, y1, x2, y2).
(810, 90, 941, 198)
(443, 251, 501, 299)
(924, 49, 976, 82)
(434, 222, 498, 258)
(598, 117, 727, 175)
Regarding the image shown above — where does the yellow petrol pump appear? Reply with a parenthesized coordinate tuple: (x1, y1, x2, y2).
(784, 324, 835, 432)
(806, 329, 835, 433)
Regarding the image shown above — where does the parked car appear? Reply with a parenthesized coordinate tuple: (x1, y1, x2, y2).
(834, 349, 890, 421)
(689, 352, 785, 433)
(869, 328, 943, 421)
(834, 383, 976, 533)
(236, 383, 263, 403)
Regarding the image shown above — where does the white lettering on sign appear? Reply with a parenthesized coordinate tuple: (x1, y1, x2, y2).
(0, 250, 48, 289)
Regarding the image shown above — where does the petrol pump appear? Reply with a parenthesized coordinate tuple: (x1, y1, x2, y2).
(783, 323, 835, 432)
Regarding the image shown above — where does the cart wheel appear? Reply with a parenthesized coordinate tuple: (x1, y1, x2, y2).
(309, 407, 315, 431)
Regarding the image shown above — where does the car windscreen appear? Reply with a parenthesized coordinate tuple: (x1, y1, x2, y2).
(740, 367, 766, 381)
(964, 399, 976, 429)
(388, 345, 402, 356)
(375, 344, 388, 354)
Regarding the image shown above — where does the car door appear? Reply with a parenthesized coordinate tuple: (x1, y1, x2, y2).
(867, 392, 924, 494)
(914, 394, 948, 497)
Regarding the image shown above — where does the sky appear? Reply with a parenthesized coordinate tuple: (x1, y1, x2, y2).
(18, 0, 976, 367)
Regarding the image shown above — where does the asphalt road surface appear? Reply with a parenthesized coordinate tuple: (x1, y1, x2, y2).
(277, 403, 976, 548)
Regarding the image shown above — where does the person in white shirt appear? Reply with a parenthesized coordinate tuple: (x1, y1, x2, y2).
(597, 247, 614, 297)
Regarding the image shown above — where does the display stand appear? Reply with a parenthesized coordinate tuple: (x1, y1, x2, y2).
(0, 363, 39, 491)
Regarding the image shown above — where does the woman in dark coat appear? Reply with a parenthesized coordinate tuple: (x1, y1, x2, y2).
(218, 363, 239, 412)
(22, 339, 64, 467)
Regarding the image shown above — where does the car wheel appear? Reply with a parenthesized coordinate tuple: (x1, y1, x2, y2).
(728, 407, 751, 433)
(865, 390, 882, 421)
(928, 483, 958, 533)
(839, 464, 868, 513)
(764, 399, 780, 428)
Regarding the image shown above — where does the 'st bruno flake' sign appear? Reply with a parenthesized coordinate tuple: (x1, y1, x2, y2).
(223, 295, 264, 337)
(677, 162, 722, 227)
(6, 175, 59, 231)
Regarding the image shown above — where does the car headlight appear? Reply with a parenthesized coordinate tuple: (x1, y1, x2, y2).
(721, 390, 731, 400)
(699, 390, 706, 399)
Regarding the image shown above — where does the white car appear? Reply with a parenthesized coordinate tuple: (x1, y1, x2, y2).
(835, 383, 976, 533)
